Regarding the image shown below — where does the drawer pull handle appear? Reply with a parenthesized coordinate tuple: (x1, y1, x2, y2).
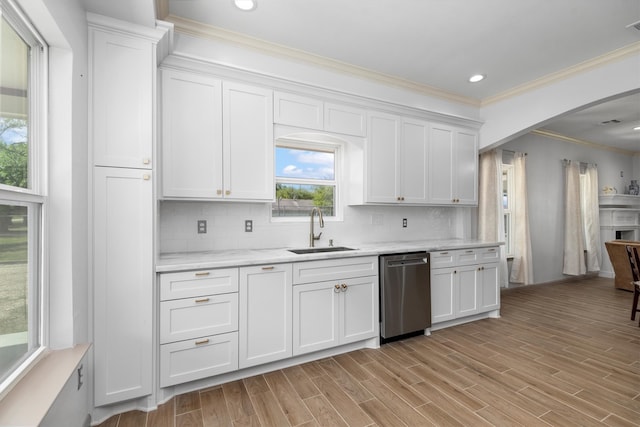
(488, 248, 496, 252)
(195, 339, 210, 345)
(440, 252, 449, 255)
(195, 298, 210, 303)
(465, 250, 474, 253)
(262, 266, 275, 271)
(341, 283, 348, 291)
(195, 272, 210, 277)
(334, 284, 341, 293)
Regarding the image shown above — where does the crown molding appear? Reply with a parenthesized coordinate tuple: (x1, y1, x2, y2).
(532, 129, 637, 155)
(166, 14, 481, 107)
(483, 42, 640, 107)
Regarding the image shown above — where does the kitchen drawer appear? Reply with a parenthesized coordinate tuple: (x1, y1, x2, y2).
(478, 247, 499, 262)
(430, 250, 456, 268)
(160, 331, 238, 387)
(160, 268, 239, 301)
(160, 293, 238, 344)
(456, 248, 480, 265)
(293, 256, 378, 284)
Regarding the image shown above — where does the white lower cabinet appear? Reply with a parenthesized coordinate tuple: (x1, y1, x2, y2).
(93, 167, 153, 406)
(158, 257, 379, 388)
(292, 257, 378, 356)
(159, 268, 239, 387)
(239, 264, 293, 369)
(430, 247, 500, 326)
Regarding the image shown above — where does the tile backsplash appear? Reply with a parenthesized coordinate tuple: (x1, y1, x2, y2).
(159, 201, 469, 253)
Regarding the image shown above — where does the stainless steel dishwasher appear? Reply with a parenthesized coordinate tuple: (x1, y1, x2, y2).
(379, 252, 430, 342)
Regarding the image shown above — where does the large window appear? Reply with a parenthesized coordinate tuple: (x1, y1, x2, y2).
(272, 141, 340, 219)
(0, 1, 46, 391)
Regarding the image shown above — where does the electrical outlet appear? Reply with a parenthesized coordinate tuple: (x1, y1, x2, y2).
(245, 220, 253, 232)
(402, 218, 407, 228)
(197, 220, 207, 234)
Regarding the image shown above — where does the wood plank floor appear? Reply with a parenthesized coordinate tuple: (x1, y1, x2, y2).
(98, 276, 640, 426)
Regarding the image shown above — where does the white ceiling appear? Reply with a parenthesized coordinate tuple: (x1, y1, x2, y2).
(88, 0, 640, 153)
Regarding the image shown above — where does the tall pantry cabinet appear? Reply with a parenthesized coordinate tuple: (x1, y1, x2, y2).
(89, 14, 169, 407)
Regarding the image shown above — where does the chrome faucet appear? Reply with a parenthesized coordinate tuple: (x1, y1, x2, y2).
(309, 207, 324, 247)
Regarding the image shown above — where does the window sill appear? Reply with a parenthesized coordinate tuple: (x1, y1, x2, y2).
(0, 343, 90, 426)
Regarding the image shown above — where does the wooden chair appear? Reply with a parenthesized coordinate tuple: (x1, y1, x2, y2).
(625, 245, 640, 326)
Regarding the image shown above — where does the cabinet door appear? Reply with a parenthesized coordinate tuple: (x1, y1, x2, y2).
(93, 167, 153, 406)
(457, 265, 480, 317)
(91, 30, 152, 169)
(428, 124, 455, 204)
(292, 282, 339, 356)
(161, 70, 223, 198)
(340, 277, 378, 344)
(455, 130, 478, 205)
(431, 267, 456, 323)
(324, 103, 366, 136)
(239, 264, 292, 368)
(400, 118, 429, 203)
(223, 82, 274, 201)
(273, 92, 323, 130)
(366, 112, 400, 203)
(480, 263, 500, 312)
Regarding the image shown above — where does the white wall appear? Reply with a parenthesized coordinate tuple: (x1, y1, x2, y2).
(499, 134, 634, 285)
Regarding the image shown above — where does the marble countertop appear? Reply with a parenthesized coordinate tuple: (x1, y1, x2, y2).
(156, 239, 502, 272)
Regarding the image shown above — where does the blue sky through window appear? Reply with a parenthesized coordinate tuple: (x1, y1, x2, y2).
(275, 146, 334, 180)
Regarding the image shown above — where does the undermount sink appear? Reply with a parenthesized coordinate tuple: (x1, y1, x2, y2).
(288, 246, 356, 255)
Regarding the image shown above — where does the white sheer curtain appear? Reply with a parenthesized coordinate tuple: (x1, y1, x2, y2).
(563, 160, 586, 275)
(478, 149, 508, 287)
(564, 161, 601, 274)
(582, 164, 601, 271)
(509, 153, 533, 284)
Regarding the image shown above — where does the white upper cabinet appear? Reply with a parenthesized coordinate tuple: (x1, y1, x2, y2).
(365, 113, 429, 204)
(273, 92, 323, 130)
(91, 29, 153, 169)
(324, 102, 367, 137)
(223, 82, 274, 201)
(428, 124, 478, 205)
(274, 91, 366, 137)
(161, 71, 274, 201)
(366, 112, 400, 203)
(161, 70, 223, 198)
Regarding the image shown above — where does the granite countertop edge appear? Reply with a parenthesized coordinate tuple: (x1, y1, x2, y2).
(156, 239, 503, 273)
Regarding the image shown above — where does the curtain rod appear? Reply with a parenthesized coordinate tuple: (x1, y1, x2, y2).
(502, 149, 527, 155)
(563, 158, 597, 167)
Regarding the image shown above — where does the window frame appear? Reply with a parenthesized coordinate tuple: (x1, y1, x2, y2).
(272, 138, 343, 222)
(0, 0, 48, 397)
(502, 163, 514, 257)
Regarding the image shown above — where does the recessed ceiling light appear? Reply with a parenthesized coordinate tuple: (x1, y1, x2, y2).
(634, 125, 640, 131)
(469, 74, 485, 83)
(234, 0, 256, 11)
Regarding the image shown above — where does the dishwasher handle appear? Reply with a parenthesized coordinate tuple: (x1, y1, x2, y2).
(386, 258, 428, 268)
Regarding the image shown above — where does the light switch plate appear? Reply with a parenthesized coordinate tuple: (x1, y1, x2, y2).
(197, 220, 207, 234)
(245, 220, 253, 232)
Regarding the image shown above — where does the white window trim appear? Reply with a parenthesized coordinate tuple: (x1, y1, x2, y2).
(272, 138, 344, 222)
(502, 163, 514, 257)
(0, 0, 48, 398)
